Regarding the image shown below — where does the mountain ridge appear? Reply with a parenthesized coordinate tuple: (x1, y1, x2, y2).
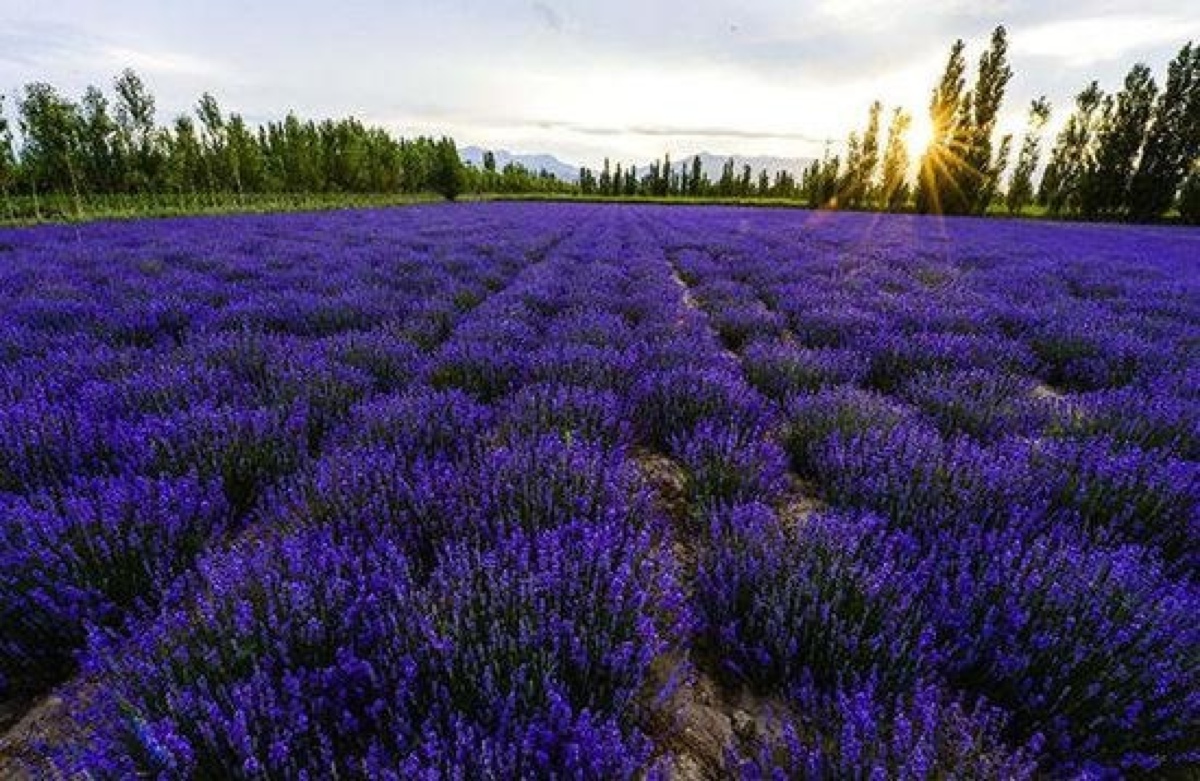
(461, 146, 815, 184)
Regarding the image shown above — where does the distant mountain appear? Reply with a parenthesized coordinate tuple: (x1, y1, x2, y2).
(660, 152, 816, 182)
(460, 146, 580, 182)
(460, 146, 817, 186)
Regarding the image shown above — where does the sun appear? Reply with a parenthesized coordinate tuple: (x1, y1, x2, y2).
(906, 112, 934, 165)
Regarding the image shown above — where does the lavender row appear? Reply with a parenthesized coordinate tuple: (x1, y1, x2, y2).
(651, 207, 1199, 776)
(0, 205, 562, 700)
(43, 205, 741, 775)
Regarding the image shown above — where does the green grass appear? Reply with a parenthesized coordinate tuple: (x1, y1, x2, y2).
(492, 191, 1049, 218)
(1, 190, 1184, 228)
(489, 192, 828, 210)
(0, 192, 454, 227)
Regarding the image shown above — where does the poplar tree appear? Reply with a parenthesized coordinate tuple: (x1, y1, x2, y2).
(78, 86, 120, 193)
(196, 92, 228, 196)
(841, 101, 883, 207)
(1040, 82, 1105, 215)
(0, 96, 14, 217)
(1006, 97, 1051, 215)
(963, 26, 1013, 213)
(1082, 64, 1158, 218)
(880, 107, 912, 211)
(915, 39, 968, 214)
(18, 82, 84, 213)
(429, 137, 464, 200)
(1179, 165, 1200, 223)
(114, 69, 161, 192)
(1128, 42, 1200, 220)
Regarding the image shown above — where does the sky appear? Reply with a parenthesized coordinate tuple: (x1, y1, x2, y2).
(1, 0, 1197, 167)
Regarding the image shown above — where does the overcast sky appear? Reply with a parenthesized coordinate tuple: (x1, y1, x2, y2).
(1, 0, 1197, 166)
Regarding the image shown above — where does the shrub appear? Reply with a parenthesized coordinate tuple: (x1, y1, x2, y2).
(427, 341, 526, 402)
(630, 368, 769, 451)
(931, 526, 1200, 775)
(1032, 438, 1200, 571)
(1054, 387, 1200, 460)
(670, 422, 788, 515)
(697, 505, 937, 695)
(733, 680, 1039, 780)
(810, 426, 1037, 534)
(64, 520, 685, 779)
(781, 387, 920, 478)
(339, 388, 494, 460)
(136, 404, 308, 516)
(742, 340, 867, 401)
(497, 383, 631, 446)
(0, 475, 229, 690)
(900, 369, 1051, 441)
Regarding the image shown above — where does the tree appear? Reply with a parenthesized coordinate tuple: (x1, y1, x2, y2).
(841, 101, 883, 207)
(1040, 82, 1105, 215)
(839, 132, 861, 205)
(739, 164, 753, 196)
(482, 150, 496, 173)
(429, 136, 464, 200)
(113, 69, 161, 192)
(690, 155, 703, 195)
(802, 147, 841, 208)
(1179, 164, 1200, 224)
(1128, 43, 1200, 220)
(717, 159, 736, 196)
(977, 132, 1012, 212)
(962, 26, 1013, 213)
(78, 86, 120, 193)
(0, 95, 17, 216)
(915, 39, 968, 214)
(196, 92, 228, 196)
(1082, 64, 1158, 218)
(225, 113, 262, 193)
(166, 115, 204, 198)
(1006, 97, 1051, 215)
(880, 107, 912, 211)
(18, 82, 84, 214)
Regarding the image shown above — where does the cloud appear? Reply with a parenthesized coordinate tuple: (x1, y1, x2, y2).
(100, 46, 223, 78)
(571, 122, 834, 143)
(1013, 14, 1199, 67)
(531, 2, 563, 32)
(0, 21, 98, 68)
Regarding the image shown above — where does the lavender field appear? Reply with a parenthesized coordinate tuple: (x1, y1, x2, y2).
(0, 202, 1197, 778)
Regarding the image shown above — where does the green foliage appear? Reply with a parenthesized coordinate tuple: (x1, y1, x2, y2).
(0, 34, 1193, 225)
(915, 39, 969, 214)
(1039, 82, 1105, 215)
(880, 108, 912, 211)
(916, 27, 1013, 215)
(840, 101, 883, 207)
(430, 137, 465, 201)
(1128, 42, 1200, 220)
(1081, 64, 1158, 219)
(1006, 97, 1051, 215)
(1180, 167, 1200, 224)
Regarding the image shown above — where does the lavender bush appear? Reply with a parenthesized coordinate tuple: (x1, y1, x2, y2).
(0, 203, 1193, 777)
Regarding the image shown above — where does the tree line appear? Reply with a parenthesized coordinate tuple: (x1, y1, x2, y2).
(573, 31, 1199, 223)
(0, 69, 474, 218)
(916, 31, 1200, 222)
(2, 32, 1197, 223)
